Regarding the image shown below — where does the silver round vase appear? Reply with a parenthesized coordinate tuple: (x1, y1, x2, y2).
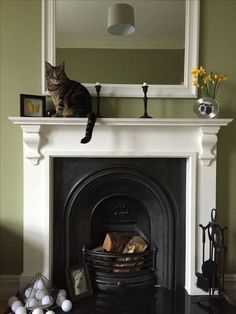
(194, 97, 219, 119)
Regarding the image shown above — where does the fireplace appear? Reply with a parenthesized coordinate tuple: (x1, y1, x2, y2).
(52, 157, 186, 291)
(9, 117, 232, 295)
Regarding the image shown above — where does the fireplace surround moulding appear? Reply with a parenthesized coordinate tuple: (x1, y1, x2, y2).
(9, 117, 232, 296)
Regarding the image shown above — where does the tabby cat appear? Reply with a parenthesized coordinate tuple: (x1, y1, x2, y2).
(45, 61, 96, 144)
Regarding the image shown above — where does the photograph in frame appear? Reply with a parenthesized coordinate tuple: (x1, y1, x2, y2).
(20, 94, 46, 117)
(66, 264, 93, 301)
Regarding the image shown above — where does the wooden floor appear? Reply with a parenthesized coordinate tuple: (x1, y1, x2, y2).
(54, 289, 236, 314)
(224, 288, 236, 306)
(0, 289, 236, 314)
(1, 301, 7, 313)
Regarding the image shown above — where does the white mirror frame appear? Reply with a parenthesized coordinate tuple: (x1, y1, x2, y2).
(42, 0, 199, 98)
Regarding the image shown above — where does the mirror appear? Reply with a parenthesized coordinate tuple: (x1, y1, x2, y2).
(42, 0, 199, 98)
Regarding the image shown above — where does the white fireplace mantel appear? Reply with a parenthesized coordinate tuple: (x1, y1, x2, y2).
(9, 117, 232, 295)
(9, 117, 232, 166)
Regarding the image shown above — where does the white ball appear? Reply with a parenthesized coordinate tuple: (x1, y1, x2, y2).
(36, 289, 47, 300)
(58, 289, 67, 297)
(8, 295, 18, 307)
(25, 287, 31, 298)
(26, 287, 37, 299)
(34, 279, 45, 290)
(25, 287, 33, 299)
(46, 311, 56, 314)
(56, 294, 66, 306)
(11, 300, 22, 312)
(15, 306, 27, 314)
(32, 309, 44, 314)
(61, 299, 72, 312)
(42, 295, 53, 306)
(26, 297, 38, 308)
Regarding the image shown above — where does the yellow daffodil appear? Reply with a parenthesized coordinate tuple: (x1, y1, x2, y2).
(193, 80, 199, 87)
(199, 66, 206, 75)
(192, 66, 227, 98)
(215, 73, 227, 81)
(204, 74, 212, 83)
(191, 68, 200, 78)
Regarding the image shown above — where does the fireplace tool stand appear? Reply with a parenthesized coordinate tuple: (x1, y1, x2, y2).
(195, 208, 227, 312)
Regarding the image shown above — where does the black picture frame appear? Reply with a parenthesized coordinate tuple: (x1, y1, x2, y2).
(20, 94, 46, 117)
(66, 264, 93, 301)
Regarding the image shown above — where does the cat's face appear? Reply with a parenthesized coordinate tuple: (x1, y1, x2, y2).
(45, 62, 66, 85)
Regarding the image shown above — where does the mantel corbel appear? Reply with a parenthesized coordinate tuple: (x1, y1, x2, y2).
(200, 126, 220, 166)
(21, 125, 41, 165)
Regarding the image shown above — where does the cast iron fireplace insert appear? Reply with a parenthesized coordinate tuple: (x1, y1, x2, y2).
(52, 157, 186, 291)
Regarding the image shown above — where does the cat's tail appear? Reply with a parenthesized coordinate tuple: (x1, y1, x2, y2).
(81, 113, 96, 144)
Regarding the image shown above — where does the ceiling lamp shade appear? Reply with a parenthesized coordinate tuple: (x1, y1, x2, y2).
(107, 3, 135, 36)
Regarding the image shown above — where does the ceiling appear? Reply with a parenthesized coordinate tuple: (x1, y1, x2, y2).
(55, 0, 186, 49)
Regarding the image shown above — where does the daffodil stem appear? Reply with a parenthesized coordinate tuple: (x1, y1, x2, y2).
(214, 81, 221, 99)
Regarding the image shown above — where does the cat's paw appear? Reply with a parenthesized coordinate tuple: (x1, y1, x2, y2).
(53, 112, 63, 117)
(80, 136, 91, 144)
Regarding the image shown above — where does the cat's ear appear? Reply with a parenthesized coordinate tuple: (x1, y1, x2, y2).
(60, 62, 65, 70)
(45, 61, 53, 71)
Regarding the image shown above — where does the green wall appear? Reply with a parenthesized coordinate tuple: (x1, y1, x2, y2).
(0, 0, 235, 274)
(0, 0, 41, 274)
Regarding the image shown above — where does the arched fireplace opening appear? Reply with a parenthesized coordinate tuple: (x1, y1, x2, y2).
(52, 157, 186, 292)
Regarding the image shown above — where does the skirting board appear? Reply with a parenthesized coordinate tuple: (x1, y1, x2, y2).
(0, 275, 20, 301)
(224, 274, 236, 291)
(0, 273, 236, 301)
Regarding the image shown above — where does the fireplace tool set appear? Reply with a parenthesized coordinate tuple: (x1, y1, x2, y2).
(196, 208, 227, 297)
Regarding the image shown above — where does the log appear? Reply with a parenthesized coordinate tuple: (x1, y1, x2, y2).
(101, 233, 148, 273)
(113, 236, 148, 273)
(112, 258, 136, 273)
(102, 233, 130, 253)
(123, 235, 148, 253)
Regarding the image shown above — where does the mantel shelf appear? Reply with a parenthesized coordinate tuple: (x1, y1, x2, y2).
(8, 117, 233, 166)
(8, 117, 233, 127)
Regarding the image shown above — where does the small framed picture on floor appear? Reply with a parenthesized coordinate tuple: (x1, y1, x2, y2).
(66, 264, 93, 301)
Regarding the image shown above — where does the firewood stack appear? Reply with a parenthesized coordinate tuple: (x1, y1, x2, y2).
(100, 233, 148, 272)
(103, 233, 130, 253)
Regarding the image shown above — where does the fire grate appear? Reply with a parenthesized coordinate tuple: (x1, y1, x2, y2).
(84, 248, 157, 291)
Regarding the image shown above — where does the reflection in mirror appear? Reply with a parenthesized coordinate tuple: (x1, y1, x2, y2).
(56, 0, 185, 85)
(42, 0, 199, 98)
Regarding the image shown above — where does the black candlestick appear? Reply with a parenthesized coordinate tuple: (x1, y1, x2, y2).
(140, 83, 152, 118)
(95, 82, 103, 118)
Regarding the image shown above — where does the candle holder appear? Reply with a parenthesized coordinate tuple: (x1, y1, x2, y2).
(95, 82, 103, 118)
(140, 83, 152, 118)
